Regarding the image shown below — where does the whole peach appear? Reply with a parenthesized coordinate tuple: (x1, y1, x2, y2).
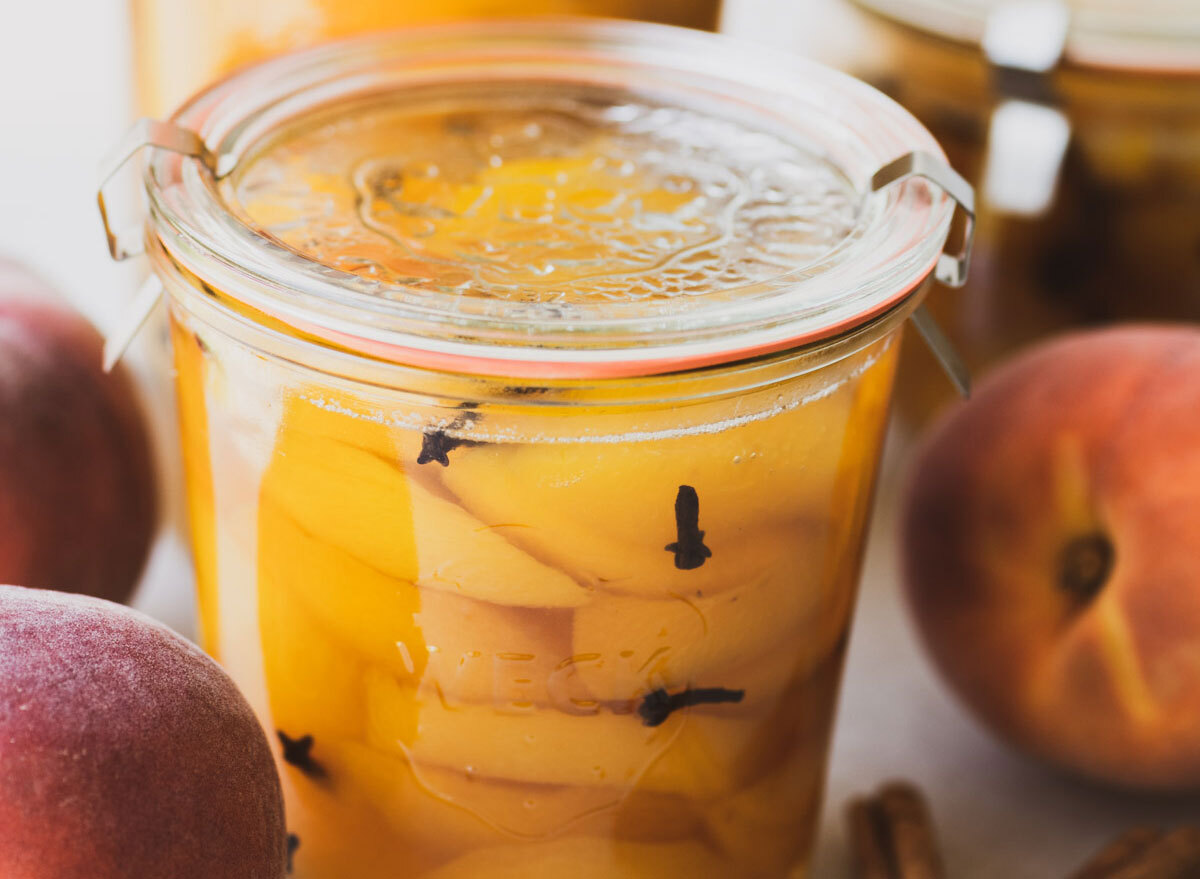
(0, 584, 287, 878)
(0, 259, 156, 602)
(903, 325, 1200, 790)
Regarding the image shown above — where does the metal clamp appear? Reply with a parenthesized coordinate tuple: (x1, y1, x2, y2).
(97, 118, 213, 261)
(871, 150, 976, 288)
(872, 151, 977, 397)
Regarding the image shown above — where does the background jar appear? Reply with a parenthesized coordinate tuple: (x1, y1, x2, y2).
(757, 0, 1200, 428)
(107, 21, 964, 877)
(130, 0, 722, 116)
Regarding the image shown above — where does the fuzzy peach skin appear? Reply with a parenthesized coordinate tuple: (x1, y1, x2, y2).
(903, 325, 1200, 790)
(0, 585, 286, 878)
(0, 260, 156, 603)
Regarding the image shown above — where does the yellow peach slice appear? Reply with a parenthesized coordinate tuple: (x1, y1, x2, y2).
(276, 388, 408, 458)
(570, 524, 852, 702)
(258, 556, 366, 745)
(700, 658, 844, 879)
(685, 640, 823, 716)
(170, 317, 221, 658)
(512, 523, 786, 601)
(260, 431, 590, 607)
(697, 646, 844, 871)
(437, 390, 855, 596)
(703, 728, 829, 875)
(364, 670, 779, 798)
(417, 596, 573, 710)
(331, 743, 700, 851)
(275, 385, 468, 471)
(329, 743, 513, 851)
(546, 626, 824, 719)
(259, 500, 574, 702)
(415, 836, 726, 879)
(259, 499, 424, 674)
(279, 766, 441, 879)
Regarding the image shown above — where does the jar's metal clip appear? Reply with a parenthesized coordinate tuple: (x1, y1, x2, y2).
(97, 118, 213, 261)
(102, 274, 165, 373)
(872, 151, 975, 289)
(871, 151, 976, 397)
(96, 119, 212, 371)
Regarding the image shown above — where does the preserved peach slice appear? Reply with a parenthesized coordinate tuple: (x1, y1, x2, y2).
(279, 766, 440, 879)
(259, 431, 589, 607)
(436, 390, 854, 597)
(365, 669, 780, 798)
(415, 595, 572, 709)
(273, 385, 486, 477)
(570, 524, 851, 702)
(328, 743, 506, 853)
(331, 743, 701, 852)
(678, 640, 823, 716)
(548, 624, 824, 718)
(702, 662, 840, 877)
(415, 836, 725, 879)
(258, 553, 367, 745)
(259, 498, 423, 672)
(525, 523, 786, 601)
(703, 742, 824, 876)
(259, 500, 573, 701)
(275, 387, 426, 463)
(171, 317, 221, 657)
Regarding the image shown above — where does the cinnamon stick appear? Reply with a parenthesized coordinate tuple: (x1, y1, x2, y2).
(847, 797, 894, 879)
(877, 783, 947, 879)
(1068, 828, 1163, 879)
(849, 784, 1200, 879)
(1101, 827, 1200, 879)
(847, 781, 945, 879)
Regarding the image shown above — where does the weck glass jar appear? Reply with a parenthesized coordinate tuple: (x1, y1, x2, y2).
(764, 0, 1200, 427)
(131, 0, 722, 115)
(99, 20, 970, 878)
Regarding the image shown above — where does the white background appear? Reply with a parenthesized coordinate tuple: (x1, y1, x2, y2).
(3, 2, 1199, 876)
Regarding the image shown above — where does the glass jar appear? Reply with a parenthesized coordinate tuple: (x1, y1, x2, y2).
(100, 21, 967, 878)
(767, 0, 1200, 427)
(130, 0, 722, 115)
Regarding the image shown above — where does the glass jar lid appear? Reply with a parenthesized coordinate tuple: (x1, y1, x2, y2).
(116, 20, 964, 378)
(855, 0, 1200, 73)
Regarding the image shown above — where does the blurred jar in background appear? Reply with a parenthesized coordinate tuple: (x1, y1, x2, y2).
(131, 0, 721, 116)
(760, 0, 1200, 428)
(126, 1, 720, 588)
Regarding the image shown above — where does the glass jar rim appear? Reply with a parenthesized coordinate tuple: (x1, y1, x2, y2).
(145, 18, 955, 379)
(853, 0, 1200, 74)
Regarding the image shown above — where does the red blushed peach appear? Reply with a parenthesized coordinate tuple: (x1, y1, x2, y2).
(0, 584, 286, 878)
(903, 325, 1200, 790)
(0, 259, 156, 603)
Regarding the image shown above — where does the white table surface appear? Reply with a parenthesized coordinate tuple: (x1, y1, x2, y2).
(4, 3, 1200, 876)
